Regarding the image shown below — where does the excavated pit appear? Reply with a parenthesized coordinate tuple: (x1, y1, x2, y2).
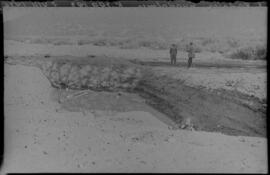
(5, 55, 267, 137)
(135, 71, 266, 137)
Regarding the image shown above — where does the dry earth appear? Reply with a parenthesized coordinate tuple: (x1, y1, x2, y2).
(2, 63, 267, 173)
(3, 41, 267, 173)
(2, 7, 267, 173)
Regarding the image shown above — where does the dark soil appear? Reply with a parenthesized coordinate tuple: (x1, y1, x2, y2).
(135, 69, 266, 137)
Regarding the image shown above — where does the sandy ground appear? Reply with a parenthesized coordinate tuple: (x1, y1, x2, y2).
(2, 63, 268, 173)
(2, 7, 267, 172)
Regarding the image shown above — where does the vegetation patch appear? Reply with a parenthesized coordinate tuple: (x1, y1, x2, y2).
(228, 44, 267, 60)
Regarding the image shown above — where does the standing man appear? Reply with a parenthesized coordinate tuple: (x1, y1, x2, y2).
(169, 44, 177, 65)
(187, 42, 195, 68)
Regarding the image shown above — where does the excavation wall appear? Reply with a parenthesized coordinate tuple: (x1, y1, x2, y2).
(38, 56, 144, 91)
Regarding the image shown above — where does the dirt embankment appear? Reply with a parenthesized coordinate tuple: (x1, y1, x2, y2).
(135, 70, 266, 137)
(5, 55, 266, 137)
(5, 55, 143, 91)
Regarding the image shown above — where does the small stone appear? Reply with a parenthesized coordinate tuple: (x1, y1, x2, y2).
(251, 144, 256, 147)
(24, 145, 28, 149)
(92, 161, 96, 165)
(168, 126, 174, 130)
(239, 138, 245, 142)
(140, 160, 147, 164)
(43, 151, 48, 155)
(87, 147, 91, 152)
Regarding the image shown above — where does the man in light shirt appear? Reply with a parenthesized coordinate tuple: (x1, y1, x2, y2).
(187, 42, 195, 68)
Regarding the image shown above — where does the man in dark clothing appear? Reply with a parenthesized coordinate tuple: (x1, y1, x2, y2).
(187, 42, 195, 68)
(169, 44, 177, 65)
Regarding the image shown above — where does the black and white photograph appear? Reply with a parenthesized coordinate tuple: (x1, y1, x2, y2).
(2, 0, 268, 173)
